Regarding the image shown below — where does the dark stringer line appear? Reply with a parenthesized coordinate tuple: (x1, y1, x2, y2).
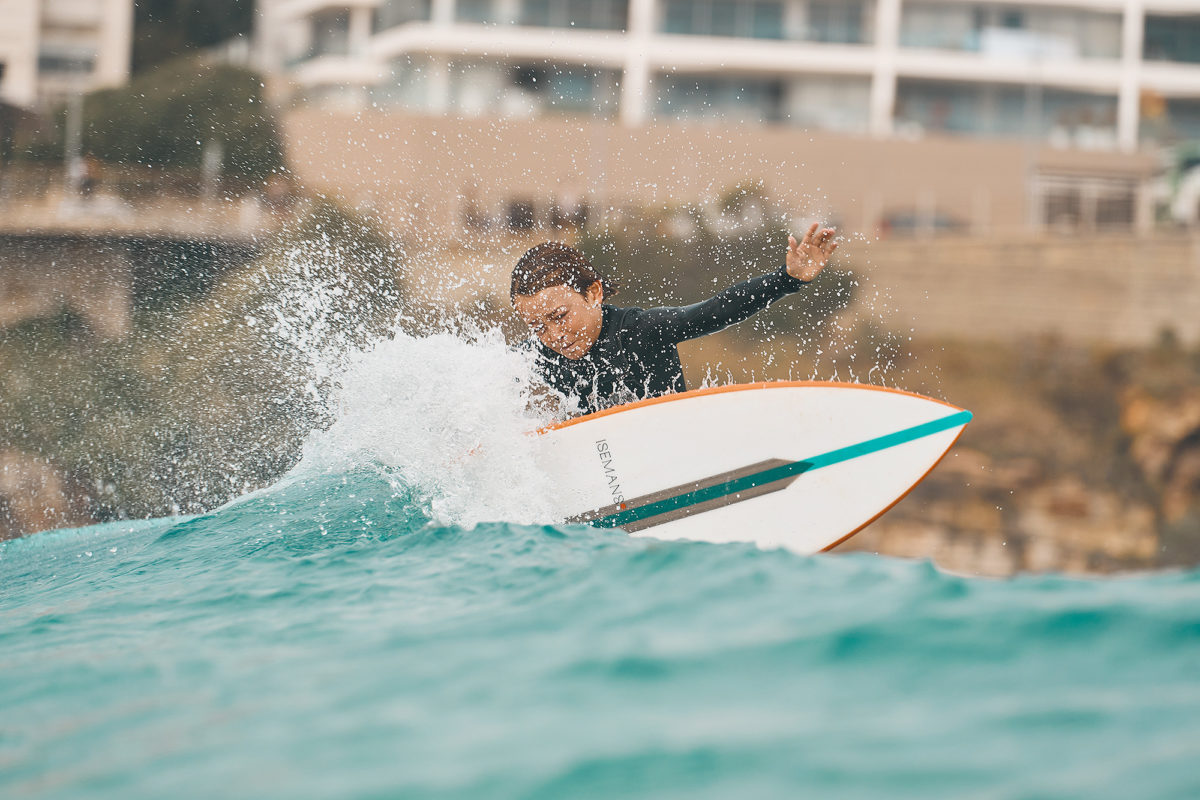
(570, 410, 973, 532)
(569, 458, 811, 532)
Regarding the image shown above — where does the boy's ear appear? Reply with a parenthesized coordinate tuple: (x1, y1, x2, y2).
(587, 280, 603, 305)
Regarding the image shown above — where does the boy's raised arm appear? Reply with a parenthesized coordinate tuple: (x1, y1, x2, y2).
(630, 223, 839, 344)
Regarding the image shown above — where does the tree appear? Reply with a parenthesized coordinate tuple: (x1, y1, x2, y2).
(133, 0, 255, 74)
(16, 57, 285, 187)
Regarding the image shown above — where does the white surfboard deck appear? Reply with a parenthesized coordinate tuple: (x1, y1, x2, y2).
(535, 381, 971, 554)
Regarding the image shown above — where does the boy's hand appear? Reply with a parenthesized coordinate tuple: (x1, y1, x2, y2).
(786, 223, 838, 282)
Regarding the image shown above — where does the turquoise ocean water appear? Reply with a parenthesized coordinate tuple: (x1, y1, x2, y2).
(4, 325, 1200, 799)
(3, 462, 1200, 799)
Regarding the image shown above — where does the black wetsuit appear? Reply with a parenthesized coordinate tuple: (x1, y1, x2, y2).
(533, 266, 808, 415)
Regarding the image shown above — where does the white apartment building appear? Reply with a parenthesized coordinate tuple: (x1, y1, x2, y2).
(257, 0, 1200, 152)
(0, 0, 134, 108)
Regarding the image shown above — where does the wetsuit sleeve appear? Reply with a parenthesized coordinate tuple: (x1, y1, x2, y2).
(629, 266, 807, 344)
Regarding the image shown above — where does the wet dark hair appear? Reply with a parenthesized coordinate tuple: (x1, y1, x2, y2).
(510, 242, 617, 303)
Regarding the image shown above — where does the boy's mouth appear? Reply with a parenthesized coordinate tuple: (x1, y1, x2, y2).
(558, 339, 583, 357)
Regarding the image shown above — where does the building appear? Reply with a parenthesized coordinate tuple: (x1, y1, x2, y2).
(258, 0, 1200, 152)
(259, 0, 1187, 236)
(0, 0, 134, 109)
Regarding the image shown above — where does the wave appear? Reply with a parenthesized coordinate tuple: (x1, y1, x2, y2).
(3, 460, 1200, 799)
(291, 326, 563, 528)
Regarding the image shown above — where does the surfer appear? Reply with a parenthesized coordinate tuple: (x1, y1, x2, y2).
(512, 223, 838, 415)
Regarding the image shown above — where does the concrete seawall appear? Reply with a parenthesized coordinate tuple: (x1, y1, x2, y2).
(406, 232, 1200, 347)
(849, 234, 1200, 345)
(4, 225, 1197, 346)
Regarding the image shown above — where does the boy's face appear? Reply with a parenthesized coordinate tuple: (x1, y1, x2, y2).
(513, 282, 604, 360)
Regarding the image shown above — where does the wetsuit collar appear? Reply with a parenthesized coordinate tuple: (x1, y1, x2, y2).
(596, 304, 615, 344)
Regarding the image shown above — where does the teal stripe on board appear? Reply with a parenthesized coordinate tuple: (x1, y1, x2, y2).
(592, 410, 973, 529)
(802, 409, 973, 471)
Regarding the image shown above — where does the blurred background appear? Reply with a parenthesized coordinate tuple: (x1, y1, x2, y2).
(1, 0, 1199, 574)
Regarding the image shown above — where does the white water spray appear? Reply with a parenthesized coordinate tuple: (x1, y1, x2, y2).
(295, 326, 564, 528)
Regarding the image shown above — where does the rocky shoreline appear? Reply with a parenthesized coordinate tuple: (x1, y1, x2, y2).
(5, 338, 1200, 576)
(3, 213, 1197, 573)
(843, 350, 1200, 575)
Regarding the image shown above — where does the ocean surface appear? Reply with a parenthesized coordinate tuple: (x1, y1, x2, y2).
(4, 331, 1200, 799)
(4, 463, 1200, 799)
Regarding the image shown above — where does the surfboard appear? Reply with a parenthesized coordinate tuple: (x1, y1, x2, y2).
(535, 381, 971, 554)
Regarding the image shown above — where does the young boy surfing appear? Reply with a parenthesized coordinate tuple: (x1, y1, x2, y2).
(511, 223, 839, 415)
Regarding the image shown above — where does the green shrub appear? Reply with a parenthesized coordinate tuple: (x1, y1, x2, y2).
(16, 57, 284, 187)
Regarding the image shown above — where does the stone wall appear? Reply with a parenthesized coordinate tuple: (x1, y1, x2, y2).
(846, 234, 1200, 346)
(0, 449, 94, 540)
(0, 237, 133, 339)
(280, 109, 1157, 238)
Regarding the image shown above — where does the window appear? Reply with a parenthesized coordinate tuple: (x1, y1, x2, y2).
(456, 0, 493, 23)
(712, 1, 738, 34)
(1044, 89, 1117, 147)
(522, 0, 552, 25)
(371, 55, 435, 110)
(903, 3, 974, 49)
(553, 71, 595, 109)
(1095, 192, 1134, 229)
(895, 79, 1117, 145)
(896, 79, 1027, 137)
(519, 0, 628, 30)
(1000, 9, 1023, 28)
(1037, 175, 1135, 231)
(309, 9, 350, 58)
(37, 43, 97, 75)
(37, 51, 97, 74)
(449, 61, 508, 114)
(663, 0, 693, 34)
(507, 63, 621, 116)
(508, 200, 536, 230)
(751, 2, 782, 38)
(1145, 15, 1200, 64)
(375, 0, 432, 31)
(1043, 186, 1082, 228)
(659, 0, 784, 39)
(786, 75, 871, 132)
(1141, 96, 1200, 146)
(901, 2, 1120, 59)
(655, 74, 786, 122)
(568, 0, 597, 27)
(808, 1, 866, 44)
